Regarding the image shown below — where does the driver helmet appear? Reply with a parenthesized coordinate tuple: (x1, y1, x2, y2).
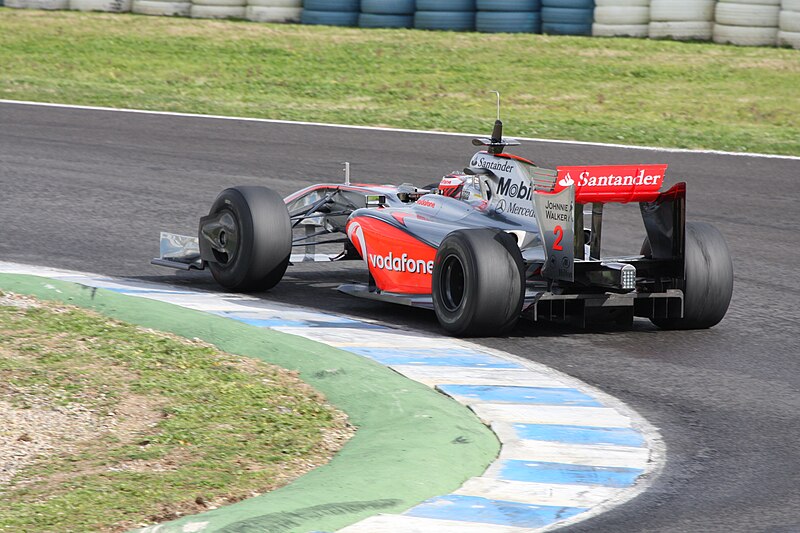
(437, 173, 484, 204)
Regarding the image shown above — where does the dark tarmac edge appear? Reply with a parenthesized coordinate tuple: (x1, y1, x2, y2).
(2, 99, 799, 160)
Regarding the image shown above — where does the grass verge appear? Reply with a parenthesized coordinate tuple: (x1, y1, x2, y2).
(0, 10, 798, 155)
(0, 291, 352, 533)
(0, 274, 499, 533)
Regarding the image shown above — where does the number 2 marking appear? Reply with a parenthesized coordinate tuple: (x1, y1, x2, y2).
(553, 226, 564, 251)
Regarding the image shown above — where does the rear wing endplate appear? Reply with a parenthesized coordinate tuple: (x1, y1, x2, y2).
(532, 185, 575, 282)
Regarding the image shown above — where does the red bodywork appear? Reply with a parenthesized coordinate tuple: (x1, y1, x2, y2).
(346, 217, 436, 294)
(555, 165, 668, 204)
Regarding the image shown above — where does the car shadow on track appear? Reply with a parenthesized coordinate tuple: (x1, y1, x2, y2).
(136, 264, 664, 341)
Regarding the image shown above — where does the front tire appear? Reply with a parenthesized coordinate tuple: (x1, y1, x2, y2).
(432, 229, 525, 337)
(203, 186, 291, 292)
(647, 222, 733, 329)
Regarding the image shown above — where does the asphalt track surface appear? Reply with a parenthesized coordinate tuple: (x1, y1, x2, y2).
(2, 101, 799, 532)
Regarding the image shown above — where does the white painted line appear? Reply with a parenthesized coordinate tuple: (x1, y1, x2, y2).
(454, 477, 624, 508)
(470, 403, 633, 428)
(1, 99, 797, 160)
(492, 421, 540, 445)
(135, 294, 262, 313)
(270, 326, 396, 346)
(496, 440, 650, 469)
(389, 366, 564, 388)
(273, 327, 460, 348)
(337, 514, 532, 533)
(0, 261, 383, 322)
(49, 276, 160, 290)
(492, 421, 526, 444)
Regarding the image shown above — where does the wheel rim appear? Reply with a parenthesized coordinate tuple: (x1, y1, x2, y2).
(210, 210, 240, 266)
(440, 254, 465, 312)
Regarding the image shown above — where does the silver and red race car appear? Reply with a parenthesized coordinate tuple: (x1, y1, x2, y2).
(153, 119, 733, 336)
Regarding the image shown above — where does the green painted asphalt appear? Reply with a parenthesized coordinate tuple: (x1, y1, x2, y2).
(0, 274, 499, 533)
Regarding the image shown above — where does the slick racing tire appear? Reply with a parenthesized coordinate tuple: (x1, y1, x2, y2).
(203, 186, 291, 292)
(644, 222, 733, 330)
(433, 229, 525, 337)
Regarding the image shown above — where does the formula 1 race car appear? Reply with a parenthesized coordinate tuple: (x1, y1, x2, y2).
(153, 119, 733, 336)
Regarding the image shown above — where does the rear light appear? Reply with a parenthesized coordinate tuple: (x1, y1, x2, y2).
(585, 262, 637, 292)
(621, 264, 637, 291)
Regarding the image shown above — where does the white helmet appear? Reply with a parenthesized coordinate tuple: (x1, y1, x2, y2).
(437, 173, 486, 205)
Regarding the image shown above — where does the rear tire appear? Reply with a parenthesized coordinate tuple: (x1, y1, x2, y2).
(646, 222, 733, 329)
(204, 186, 291, 292)
(432, 229, 525, 337)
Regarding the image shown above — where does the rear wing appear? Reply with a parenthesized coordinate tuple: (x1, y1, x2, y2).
(554, 165, 667, 204)
(532, 165, 686, 284)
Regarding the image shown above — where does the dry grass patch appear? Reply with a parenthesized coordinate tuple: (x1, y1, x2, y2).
(0, 291, 354, 533)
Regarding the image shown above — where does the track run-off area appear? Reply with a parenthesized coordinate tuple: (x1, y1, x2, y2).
(0, 265, 662, 532)
(1, 100, 799, 532)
